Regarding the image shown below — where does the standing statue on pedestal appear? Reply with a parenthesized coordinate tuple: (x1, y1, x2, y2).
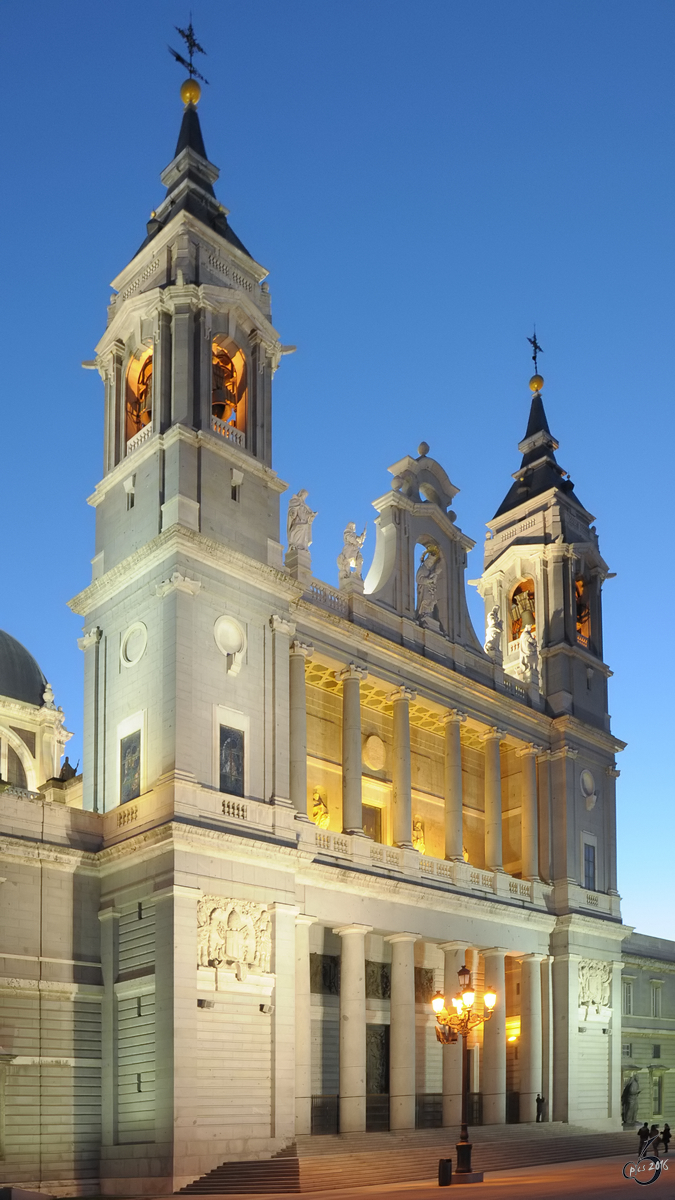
(519, 619, 539, 686)
(337, 522, 366, 583)
(287, 489, 317, 550)
(483, 605, 503, 662)
(622, 1075, 641, 1126)
(416, 545, 443, 627)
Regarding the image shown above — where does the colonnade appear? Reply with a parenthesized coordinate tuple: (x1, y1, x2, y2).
(294, 919, 547, 1134)
(288, 646, 543, 879)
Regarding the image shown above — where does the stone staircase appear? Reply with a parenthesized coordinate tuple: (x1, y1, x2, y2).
(178, 1123, 637, 1193)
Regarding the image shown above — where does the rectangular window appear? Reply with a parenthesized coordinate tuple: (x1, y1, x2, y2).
(622, 1043, 632, 1058)
(651, 986, 662, 1018)
(652, 1044, 661, 1060)
(362, 804, 382, 843)
(584, 843, 596, 891)
(219, 725, 244, 796)
(653, 1074, 663, 1115)
(623, 982, 633, 1016)
(120, 730, 141, 804)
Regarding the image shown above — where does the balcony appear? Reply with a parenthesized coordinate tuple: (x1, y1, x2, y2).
(126, 424, 153, 455)
(211, 414, 245, 448)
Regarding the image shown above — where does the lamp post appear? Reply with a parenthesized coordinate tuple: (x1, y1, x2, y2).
(431, 964, 497, 1176)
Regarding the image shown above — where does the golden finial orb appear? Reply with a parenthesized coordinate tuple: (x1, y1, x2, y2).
(529, 373, 544, 393)
(180, 78, 201, 106)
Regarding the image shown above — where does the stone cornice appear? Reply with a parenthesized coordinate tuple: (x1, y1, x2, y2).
(551, 714, 626, 756)
(68, 525, 302, 617)
(87, 422, 287, 509)
(110, 210, 269, 296)
(0, 834, 100, 872)
(623, 954, 675, 975)
(293, 599, 553, 746)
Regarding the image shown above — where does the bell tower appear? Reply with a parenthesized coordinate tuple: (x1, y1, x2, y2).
(477, 372, 613, 731)
(72, 71, 297, 813)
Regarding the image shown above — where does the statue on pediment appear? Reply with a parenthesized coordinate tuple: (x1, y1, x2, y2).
(337, 522, 366, 582)
(416, 545, 443, 628)
(287, 489, 317, 550)
(484, 605, 503, 661)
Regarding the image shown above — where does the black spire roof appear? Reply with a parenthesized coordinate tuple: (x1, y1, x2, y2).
(137, 100, 252, 259)
(494, 386, 584, 519)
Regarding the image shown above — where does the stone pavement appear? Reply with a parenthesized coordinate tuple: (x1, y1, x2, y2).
(161, 1154, 672, 1200)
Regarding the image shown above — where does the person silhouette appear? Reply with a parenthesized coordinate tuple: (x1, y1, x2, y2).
(536, 1094, 545, 1122)
(638, 1123, 650, 1155)
(662, 1124, 671, 1155)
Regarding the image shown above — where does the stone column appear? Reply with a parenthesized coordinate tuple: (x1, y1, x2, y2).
(153, 884, 201, 1184)
(271, 903, 299, 1140)
(442, 710, 466, 861)
(519, 954, 544, 1123)
(482, 729, 505, 871)
(540, 956, 553, 1123)
(440, 941, 470, 1126)
(386, 934, 417, 1130)
(78, 626, 102, 812)
(517, 744, 543, 881)
(389, 687, 416, 848)
(295, 915, 315, 1135)
(337, 664, 367, 834)
(334, 923, 372, 1133)
(289, 640, 313, 819)
(482, 947, 507, 1125)
(269, 616, 296, 806)
(99, 905, 119, 1147)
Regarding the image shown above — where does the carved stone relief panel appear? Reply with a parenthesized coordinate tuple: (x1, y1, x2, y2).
(310, 953, 340, 995)
(415, 966, 436, 1004)
(365, 961, 391, 1000)
(578, 958, 613, 1015)
(197, 896, 271, 981)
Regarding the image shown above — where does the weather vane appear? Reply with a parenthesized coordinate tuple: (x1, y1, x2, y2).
(169, 20, 209, 85)
(527, 328, 543, 375)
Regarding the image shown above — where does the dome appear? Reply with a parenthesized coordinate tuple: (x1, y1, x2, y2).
(0, 630, 48, 707)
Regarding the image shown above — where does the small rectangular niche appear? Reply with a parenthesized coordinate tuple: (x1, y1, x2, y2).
(123, 474, 136, 511)
(231, 467, 244, 502)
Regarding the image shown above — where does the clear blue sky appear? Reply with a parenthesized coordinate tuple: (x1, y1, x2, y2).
(1, 1, 672, 936)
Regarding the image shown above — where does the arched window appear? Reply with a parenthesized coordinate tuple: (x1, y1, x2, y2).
(211, 341, 247, 436)
(576, 579, 591, 647)
(509, 579, 535, 641)
(126, 348, 153, 444)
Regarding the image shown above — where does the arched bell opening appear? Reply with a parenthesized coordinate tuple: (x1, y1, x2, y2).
(575, 578, 591, 648)
(211, 339, 247, 436)
(125, 346, 153, 444)
(509, 579, 536, 643)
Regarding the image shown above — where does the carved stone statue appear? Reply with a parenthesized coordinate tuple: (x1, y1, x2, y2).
(519, 625, 539, 685)
(287, 489, 317, 550)
(312, 787, 330, 829)
(412, 818, 426, 854)
(197, 896, 272, 981)
(337, 522, 366, 582)
(484, 605, 503, 661)
(578, 958, 613, 1014)
(416, 545, 443, 626)
(622, 1075, 641, 1125)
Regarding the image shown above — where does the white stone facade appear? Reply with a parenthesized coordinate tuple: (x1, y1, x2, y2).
(0, 92, 640, 1197)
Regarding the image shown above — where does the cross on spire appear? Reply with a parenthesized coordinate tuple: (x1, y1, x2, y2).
(169, 20, 209, 84)
(527, 328, 543, 374)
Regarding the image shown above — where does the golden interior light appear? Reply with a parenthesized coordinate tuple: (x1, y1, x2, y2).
(484, 990, 497, 1010)
(431, 991, 445, 1015)
(461, 989, 475, 1009)
(507, 1035, 517, 1042)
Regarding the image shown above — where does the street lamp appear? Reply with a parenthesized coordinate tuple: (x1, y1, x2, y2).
(431, 966, 497, 1177)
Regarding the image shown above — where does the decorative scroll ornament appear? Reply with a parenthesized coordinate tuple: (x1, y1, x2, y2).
(578, 958, 612, 1014)
(197, 896, 271, 980)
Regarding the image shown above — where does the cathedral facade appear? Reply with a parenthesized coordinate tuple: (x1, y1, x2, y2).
(0, 80, 639, 1196)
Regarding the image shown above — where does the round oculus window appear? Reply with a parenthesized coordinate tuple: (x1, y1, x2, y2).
(580, 769, 596, 798)
(121, 622, 147, 667)
(214, 615, 245, 658)
(363, 734, 386, 771)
